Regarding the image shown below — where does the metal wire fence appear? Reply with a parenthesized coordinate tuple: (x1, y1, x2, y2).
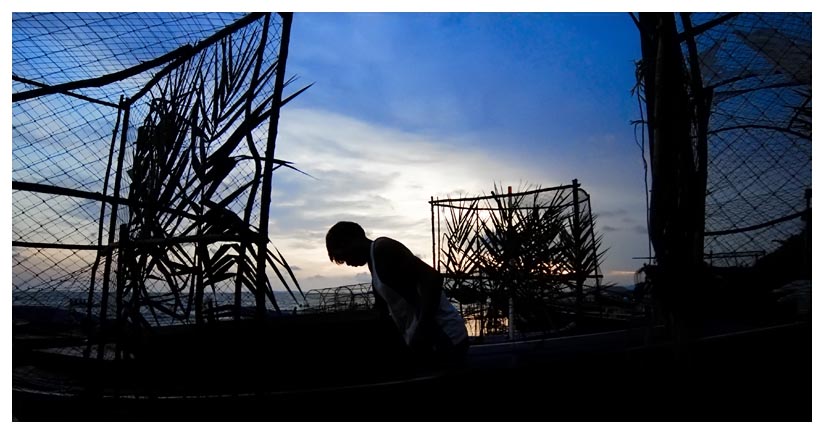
(12, 13, 306, 346)
(302, 283, 375, 313)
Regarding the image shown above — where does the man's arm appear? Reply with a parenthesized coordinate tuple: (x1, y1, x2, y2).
(412, 257, 443, 326)
(372, 286, 389, 316)
(408, 257, 446, 351)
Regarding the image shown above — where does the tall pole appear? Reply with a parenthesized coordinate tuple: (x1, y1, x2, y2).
(680, 13, 711, 267)
(476, 205, 485, 338)
(114, 224, 129, 361)
(97, 101, 131, 360)
(84, 95, 124, 359)
(583, 192, 602, 290)
(255, 13, 293, 320)
(507, 185, 514, 341)
(436, 201, 441, 273)
(638, 13, 701, 360)
(572, 179, 583, 324)
(431, 197, 436, 268)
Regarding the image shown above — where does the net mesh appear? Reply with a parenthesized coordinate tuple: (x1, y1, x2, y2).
(12, 13, 302, 340)
(686, 13, 811, 266)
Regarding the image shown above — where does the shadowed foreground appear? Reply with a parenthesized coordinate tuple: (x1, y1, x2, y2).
(13, 311, 810, 421)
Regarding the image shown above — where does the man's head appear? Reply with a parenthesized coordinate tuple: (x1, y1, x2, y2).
(326, 221, 370, 267)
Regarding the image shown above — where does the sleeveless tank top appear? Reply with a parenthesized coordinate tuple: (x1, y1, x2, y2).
(370, 240, 468, 347)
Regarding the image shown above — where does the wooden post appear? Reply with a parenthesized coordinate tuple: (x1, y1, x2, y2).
(256, 13, 293, 321)
(84, 95, 124, 359)
(437, 200, 441, 273)
(114, 224, 129, 361)
(476, 203, 485, 338)
(804, 188, 811, 280)
(680, 13, 711, 266)
(195, 238, 205, 326)
(583, 192, 602, 291)
(572, 179, 584, 324)
(507, 186, 514, 341)
(97, 100, 131, 360)
(431, 196, 436, 269)
(236, 12, 272, 322)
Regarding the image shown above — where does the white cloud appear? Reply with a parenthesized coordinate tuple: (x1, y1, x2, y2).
(10, 106, 648, 293)
(267, 106, 648, 288)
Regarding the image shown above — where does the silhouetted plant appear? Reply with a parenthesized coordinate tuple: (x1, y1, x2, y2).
(436, 182, 606, 335)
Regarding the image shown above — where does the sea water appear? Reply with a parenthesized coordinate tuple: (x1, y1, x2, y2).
(12, 288, 307, 327)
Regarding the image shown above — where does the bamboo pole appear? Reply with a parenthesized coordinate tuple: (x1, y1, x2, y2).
(507, 185, 514, 341)
(255, 13, 293, 320)
(680, 13, 711, 268)
(431, 196, 436, 269)
(114, 224, 128, 361)
(572, 179, 583, 323)
(195, 237, 205, 325)
(126, 13, 267, 106)
(238, 13, 272, 320)
(429, 183, 577, 204)
(476, 203, 485, 338)
(676, 13, 740, 42)
(83, 96, 124, 359)
(12, 75, 120, 108)
(97, 101, 131, 361)
(437, 198, 441, 273)
(12, 241, 107, 251)
(12, 44, 193, 103)
(703, 211, 806, 236)
(582, 192, 602, 291)
(12, 181, 199, 220)
(426, 202, 570, 212)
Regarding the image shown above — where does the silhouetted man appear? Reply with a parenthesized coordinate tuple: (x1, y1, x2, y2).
(325, 221, 469, 363)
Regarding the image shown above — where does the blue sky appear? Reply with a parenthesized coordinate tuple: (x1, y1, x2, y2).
(288, 13, 640, 151)
(269, 12, 650, 289)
